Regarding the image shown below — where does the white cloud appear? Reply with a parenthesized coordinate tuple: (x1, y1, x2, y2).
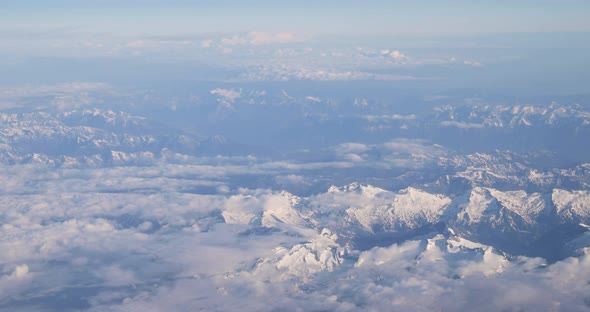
(335, 143, 370, 154)
(390, 50, 407, 60)
(125, 40, 148, 48)
(343, 153, 365, 162)
(239, 64, 423, 82)
(220, 35, 249, 46)
(363, 114, 417, 121)
(7, 264, 30, 279)
(221, 32, 303, 46)
(464, 60, 483, 67)
(123, 38, 192, 50)
(210, 88, 241, 102)
(275, 174, 306, 185)
(200, 39, 213, 48)
(383, 138, 431, 153)
(440, 120, 485, 128)
(248, 32, 301, 45)
(0, 155, 589, 310)
(95, 265, 137, 287)
(306, 95, 321, 102)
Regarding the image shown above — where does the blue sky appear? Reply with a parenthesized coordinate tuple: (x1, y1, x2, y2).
(3, 1, 590, 37)
(1, 1, 589, 97)
(2, 0, 589, 60)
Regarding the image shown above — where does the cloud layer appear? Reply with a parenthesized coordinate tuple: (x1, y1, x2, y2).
(1, 163, 589, 311)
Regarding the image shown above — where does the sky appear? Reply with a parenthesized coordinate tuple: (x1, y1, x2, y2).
(1, 1, 589, 97)
(3, 1, 590, 37)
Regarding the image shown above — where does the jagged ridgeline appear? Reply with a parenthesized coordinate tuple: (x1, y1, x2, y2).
(0, 108, 257, 166)
(223, 183, 590, 264)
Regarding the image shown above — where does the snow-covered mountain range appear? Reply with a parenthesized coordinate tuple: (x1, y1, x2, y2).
(0, 108, 255, 166)
(223, 183, 590, 264)
(1, 102, 590, 310)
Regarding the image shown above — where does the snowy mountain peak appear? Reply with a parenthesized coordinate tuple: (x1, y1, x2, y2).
(261, 191, 311, 228)
(388, 187, 452, 225)
(552, 189, 590, 222)
(327, 182, 388, 197)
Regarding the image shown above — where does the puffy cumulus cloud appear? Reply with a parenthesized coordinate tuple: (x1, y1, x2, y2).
(221, 32, 303, 46)
(0, 264, 34, 304)
(0, 264, 31, 288)
(377, 49, 409, 61)
(389, 49, 407, 60)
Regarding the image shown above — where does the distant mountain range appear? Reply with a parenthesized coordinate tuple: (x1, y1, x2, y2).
(2, 104, 589, 265)
(0, 108, 259, 166)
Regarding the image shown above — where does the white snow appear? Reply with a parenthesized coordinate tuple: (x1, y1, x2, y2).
(552, 189, 590, 220)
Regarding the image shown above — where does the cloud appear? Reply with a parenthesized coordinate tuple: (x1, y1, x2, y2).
(440, 120, 485, 128)
(200, 39, 213, 48)
(248, 32, 301, 45)
(1, 162, 590, 311)
(305, 95, 321, 102)
(220, 35, 248, 46)
(220, 32, 303, 46)
(239, 65, 423, 82)
(4, 264, 30, 280)
(389, 50, 407, 60)
(1, 105, 590, 312)
(125, 40, 148, 48)
(210, 88, 241, 102)
(120, 38, 193, 53)
(335, 143, 370, 154)
(378, 49, 408, 61)
(383, 138, 432, 154)
(363, 114, 417, 121)
(275, 174, 306, 185)
(464, 60, 484, 67)
(343, 153, 365, 162)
